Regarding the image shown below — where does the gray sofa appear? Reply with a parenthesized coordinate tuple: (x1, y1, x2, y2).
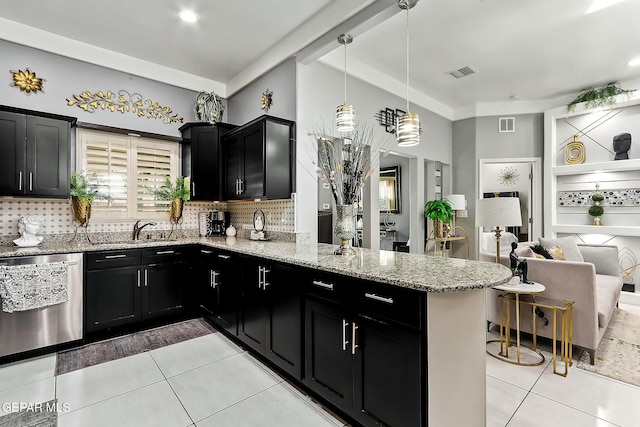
(481, 242, 623, 364)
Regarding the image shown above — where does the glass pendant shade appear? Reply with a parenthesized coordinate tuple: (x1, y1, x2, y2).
(336, 103, 355, 132)
(396, 113, 420, 147)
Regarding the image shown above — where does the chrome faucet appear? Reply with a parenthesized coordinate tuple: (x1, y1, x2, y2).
(132, 220, 157, 240)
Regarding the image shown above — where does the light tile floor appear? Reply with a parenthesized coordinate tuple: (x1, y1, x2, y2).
(1, 318, 639, 426)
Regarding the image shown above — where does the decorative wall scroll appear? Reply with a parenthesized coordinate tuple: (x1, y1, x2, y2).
(66, 90, 183, 123)
(558, 189, 640, 207)
(10, 68, 44, 94)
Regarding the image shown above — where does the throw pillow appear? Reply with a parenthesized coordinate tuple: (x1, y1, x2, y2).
(515, 246, 535, 258)
(539, 236, 584, 262)
(547, 245, 566, 260)
(530, 244, 553, 259)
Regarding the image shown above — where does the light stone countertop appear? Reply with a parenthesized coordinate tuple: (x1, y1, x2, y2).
(0, 237, 512, 293)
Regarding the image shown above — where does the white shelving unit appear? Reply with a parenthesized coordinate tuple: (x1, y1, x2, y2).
(544, 94, 640, 238)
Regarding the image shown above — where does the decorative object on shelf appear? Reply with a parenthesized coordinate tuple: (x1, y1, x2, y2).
(613, 133, 632, 160)
(66, 90, 183, 123)
(69, 170, 112, 243)
(336, 34, 355, 133)
(588, 183, 605, 226)
(151, 176, 190, 237)
(497, 166, 520, 186)
(250, 209, 269, 241)
(334, 204, 356, 255)
(558, 188, 640, 207)
(194, 90, 224, 123)
(261, 88, 273, 113)
(396, 0, 420, 147)
(619, 247, 638, 290)
(566, 81, 635, 112)
(476, 197, 522, 263)
(226, 224, 237, 237)
(10, 68, 44, 94)
(13, 215, 44, 247)
(424, 199, 453, 239)
(565, 135, 586, 164)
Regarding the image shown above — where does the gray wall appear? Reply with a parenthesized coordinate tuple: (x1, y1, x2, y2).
(227, 58, 296, 125)
(452, 118, 477, 258)
(0, 40, 199, 137)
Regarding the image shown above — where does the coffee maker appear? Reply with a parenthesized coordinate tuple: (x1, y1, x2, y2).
(209, 211, 230, 236)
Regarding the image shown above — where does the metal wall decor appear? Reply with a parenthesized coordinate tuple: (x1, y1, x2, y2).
(498, 166, 520, 186)
(66, 90, 183, 123)
(565, 135, 586, 164)
(619, 247, 638, 286)
(375, 108, 405, 134)
(557, 188, 640, 207)
(261, 89, 273, 113)
(10, 68, 44, 94)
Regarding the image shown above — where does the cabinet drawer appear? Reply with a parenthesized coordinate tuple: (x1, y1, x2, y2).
(355, 281, 425, 329)
(141, 246, 186, 264)
(86, 249, 140, 270)
(306, 271, 346, 302)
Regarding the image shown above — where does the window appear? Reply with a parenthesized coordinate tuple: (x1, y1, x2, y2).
(78, 129, 179, 220)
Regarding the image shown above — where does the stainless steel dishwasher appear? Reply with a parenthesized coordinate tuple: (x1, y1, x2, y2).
(0, 252, 83, 358)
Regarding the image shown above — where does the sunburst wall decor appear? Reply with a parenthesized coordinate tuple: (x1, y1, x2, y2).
(498, 166, 519, 186)
(66, 90, 183, 123)
(261, 89, 273, 113)
(10, 68, 44, 94)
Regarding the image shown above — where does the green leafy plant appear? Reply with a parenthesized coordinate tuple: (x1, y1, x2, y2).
(588, 191, 605, 218)
(424, 199, 454, 223)
(70, 171, 111, 203)
(152, 176, 190, 201)
(567, 81, 635, 112)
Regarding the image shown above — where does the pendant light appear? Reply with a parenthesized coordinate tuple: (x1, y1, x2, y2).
(396, 0, 420, 147)
(336, 34, 355, 133)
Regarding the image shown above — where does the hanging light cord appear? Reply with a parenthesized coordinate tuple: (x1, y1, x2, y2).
(405, 5, 410, 113)
(343, 39, 348, 104)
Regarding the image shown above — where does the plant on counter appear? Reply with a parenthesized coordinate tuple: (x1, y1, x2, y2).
(70, 171, 111, 228)
(151, 176, 190, 226)
(424, 199, 453, 238)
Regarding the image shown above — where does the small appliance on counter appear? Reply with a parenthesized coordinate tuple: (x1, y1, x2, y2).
(198, 211, 230, 237)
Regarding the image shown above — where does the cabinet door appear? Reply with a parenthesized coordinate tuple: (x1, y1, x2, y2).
(195, 248, 219, 319)
(211, 251, 239, 335)
(353, 317, 423, 427)
(224, 133, 244, 200)
(241, 122, 265, 198)
(141, 261, 187, 320)
(25, 116, 70, 197)
(264, 119, 293, 199)
(265, 262, 302, 378)
(0, 111, 26, 195)
(239, 258, 267, 352)
(304, 298, 354, 413)
(85, 266, 141, 333)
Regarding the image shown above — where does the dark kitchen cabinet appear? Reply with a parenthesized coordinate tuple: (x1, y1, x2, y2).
(140, 247, 188, 320)
(222, 115, 294, 200)
(0, 109, 73, 198)
(179, 122, 235, 201)
(196, 247, 239, 335)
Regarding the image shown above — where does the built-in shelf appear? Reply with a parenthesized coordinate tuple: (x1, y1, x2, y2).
(552, 158, 640, 176)
(553, 224, 640, 237)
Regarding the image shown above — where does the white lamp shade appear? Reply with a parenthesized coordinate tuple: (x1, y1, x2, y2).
(476, 197, 522, 229)
(396, 113, 420, 147)
(445, 194, 466, 210)
(336, 103, 355, 132)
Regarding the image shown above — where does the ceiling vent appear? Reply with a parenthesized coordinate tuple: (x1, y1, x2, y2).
(498, 117, 515, 133)
(447, 65, 477, 79)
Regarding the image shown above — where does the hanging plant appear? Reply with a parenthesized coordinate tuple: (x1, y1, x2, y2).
(567, 81, 635, 112)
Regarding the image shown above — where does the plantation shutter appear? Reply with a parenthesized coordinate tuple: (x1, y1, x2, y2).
(136, 140, 177, 214)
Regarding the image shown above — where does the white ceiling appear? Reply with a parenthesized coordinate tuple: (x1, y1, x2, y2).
(1, 0, 639, 119)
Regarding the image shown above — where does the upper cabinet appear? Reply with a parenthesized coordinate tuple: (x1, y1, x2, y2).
(0, 108, 74, 198)
(222, 115, 295, 201)
(543, 95, 640, 237)
(179, 122, 236, 201)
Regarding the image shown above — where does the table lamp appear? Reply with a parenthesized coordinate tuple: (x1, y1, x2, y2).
(476, 197, 522, 263)
(445, 194, 466, 236)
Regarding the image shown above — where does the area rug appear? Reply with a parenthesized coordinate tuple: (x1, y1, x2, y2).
(0, 399, 57, 427)
(576, 307, 640, 387)
(55, 318, 216, 375)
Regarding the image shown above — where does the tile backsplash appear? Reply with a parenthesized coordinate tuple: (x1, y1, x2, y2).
(0, 197, 298, 242)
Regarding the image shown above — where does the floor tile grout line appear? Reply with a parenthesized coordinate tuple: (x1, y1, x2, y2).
(158, 349, 245, 380)
(163, 375, 196, 427)
(526, 390, 624, 426)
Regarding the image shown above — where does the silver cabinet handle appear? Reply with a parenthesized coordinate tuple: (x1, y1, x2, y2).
(364, 293, 394, 304)
(18, 171, 22, 191)
(211, 270, 219, 288)
(105, 254, 127, 259)
(342, 319, 349, 351)
(312, 280, 334, 290)
(235, 179, 240, 195)
(218, 254, 231, 260)
(156, 250, 175, 255)
(262, 267, 270, 289)
(200, 249, 213, 254)
(257, 266, 263, 289)
(29, 172, 33, 191)
(137, 269, 141, 288)
(144, 269, 148, 287)
(352, 322, 359, 355)
(192, 181, 196, 197)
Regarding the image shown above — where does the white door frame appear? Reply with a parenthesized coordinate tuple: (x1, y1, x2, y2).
(477, 157, 542, 255)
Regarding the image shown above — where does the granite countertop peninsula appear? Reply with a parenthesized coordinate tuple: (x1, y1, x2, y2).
(0, 237, 512, 293)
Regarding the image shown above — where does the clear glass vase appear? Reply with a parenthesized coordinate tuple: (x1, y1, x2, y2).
(334, 204, 356, 255)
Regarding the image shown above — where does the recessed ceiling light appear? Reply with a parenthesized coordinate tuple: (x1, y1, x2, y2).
(179, 10, 197, 23)
(627, 57, 640, 67)
(586, 0, 624, 14)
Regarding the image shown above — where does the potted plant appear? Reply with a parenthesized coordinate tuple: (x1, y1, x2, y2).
(152, 176, 190, 224)
(588, 191, 605, 226)
(70, 171, 111, 226)
(424, 199, 454, 238)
